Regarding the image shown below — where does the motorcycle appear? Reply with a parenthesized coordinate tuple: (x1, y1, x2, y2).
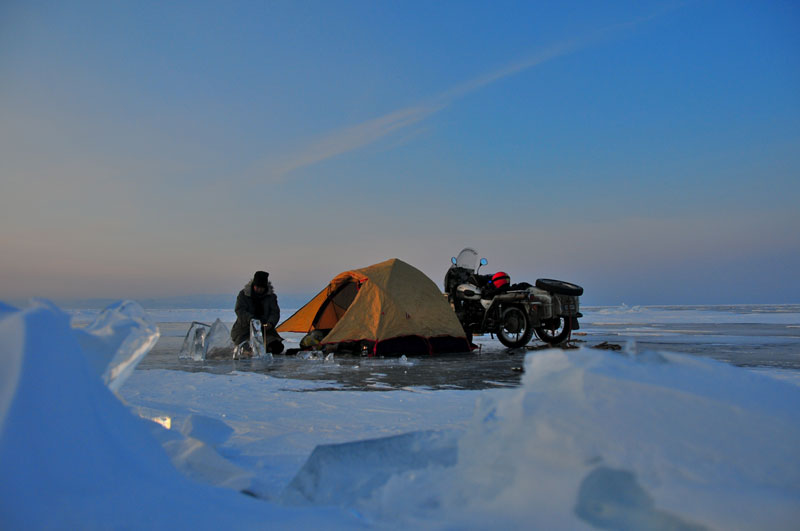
(444, 248, 584, 348)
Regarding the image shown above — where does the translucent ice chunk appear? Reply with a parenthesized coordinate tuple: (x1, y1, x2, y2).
(249, 319, 267, 359)
(179, 321, 211, 361)
(233, 340, 249, 359)
(75, 300, 160, 393)
(204, 319, 234, 359)
(283, 430, 459, 506)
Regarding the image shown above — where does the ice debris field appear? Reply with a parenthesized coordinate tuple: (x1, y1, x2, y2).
(2, 299, 800, 529)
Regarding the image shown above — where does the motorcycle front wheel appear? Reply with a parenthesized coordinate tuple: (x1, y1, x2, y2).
(534, 317, 573, 345)
(497, 306, 534, 348)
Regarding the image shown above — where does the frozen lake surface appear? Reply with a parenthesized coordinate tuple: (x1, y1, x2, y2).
(5, 300, 800, 529)
(119, 304, 800, 390)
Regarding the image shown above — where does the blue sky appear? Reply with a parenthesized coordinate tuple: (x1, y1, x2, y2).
(1, 0, 798, 306)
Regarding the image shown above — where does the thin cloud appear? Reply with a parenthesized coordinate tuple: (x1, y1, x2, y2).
(438, 40, 582, 104)
(269, 104, 444, 179)
(257, 8, 675, 181)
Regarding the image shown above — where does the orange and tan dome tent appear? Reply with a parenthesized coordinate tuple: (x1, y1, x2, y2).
(277, 258, 469, 356)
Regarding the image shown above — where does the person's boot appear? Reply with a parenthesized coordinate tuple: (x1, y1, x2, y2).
(269, 341, 284, 355)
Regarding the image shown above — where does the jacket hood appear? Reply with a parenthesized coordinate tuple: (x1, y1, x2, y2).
(244, 279, 274, 297)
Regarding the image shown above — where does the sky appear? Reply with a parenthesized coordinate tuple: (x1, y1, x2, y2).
(1, 0, 798, 306)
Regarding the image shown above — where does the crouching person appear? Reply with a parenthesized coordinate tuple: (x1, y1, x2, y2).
(231, 270, 284, 355)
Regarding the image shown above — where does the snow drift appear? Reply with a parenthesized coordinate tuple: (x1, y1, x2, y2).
(0, 300, 356, 529)
(281, 348, 800, 528)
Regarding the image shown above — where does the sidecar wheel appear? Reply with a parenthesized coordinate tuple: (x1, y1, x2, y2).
(535, 278, 584, 296)
(497, 306, 534, 348)
(535, 317, 573, 345)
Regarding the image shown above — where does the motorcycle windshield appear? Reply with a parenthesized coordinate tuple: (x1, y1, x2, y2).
(454, 248, 479, 271)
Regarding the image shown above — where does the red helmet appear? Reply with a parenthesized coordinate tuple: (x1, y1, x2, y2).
(491, 271, 510, 288)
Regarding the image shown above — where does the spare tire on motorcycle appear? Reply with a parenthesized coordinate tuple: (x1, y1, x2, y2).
(535, 278, 584, 297)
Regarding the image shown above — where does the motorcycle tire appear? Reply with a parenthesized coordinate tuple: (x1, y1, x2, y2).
(535, 278, 584, 297)
(534, 317, 573, 345)
(497, 306, 534, 348)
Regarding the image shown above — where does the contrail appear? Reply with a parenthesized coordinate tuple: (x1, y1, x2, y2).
(269, 104, 444, 179)
(255, 7, 679, 182)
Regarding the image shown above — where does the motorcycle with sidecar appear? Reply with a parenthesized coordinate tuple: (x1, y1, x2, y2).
(444, 248, 583, 348)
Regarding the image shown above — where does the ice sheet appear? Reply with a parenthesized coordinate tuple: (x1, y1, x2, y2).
(275, 349, 800, 528)
(583, 304, 800, 325)
(4, 299, 800, 528)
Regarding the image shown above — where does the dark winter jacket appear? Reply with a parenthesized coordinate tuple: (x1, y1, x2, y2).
(231, 280, 280, 345)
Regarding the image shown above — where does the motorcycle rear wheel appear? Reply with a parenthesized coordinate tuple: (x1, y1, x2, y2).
(534, 317, 573, 345)
(497, 306, 534, 348)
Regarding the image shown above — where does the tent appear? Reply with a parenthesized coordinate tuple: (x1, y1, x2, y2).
(277, 259, 469, 356)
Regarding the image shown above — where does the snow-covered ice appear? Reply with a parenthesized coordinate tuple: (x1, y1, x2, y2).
(2, 300, 800, 529)
(0, 300, 358, 529)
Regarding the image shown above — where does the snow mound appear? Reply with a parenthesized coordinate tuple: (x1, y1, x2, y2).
(0, 300, 357, 529)
(286, 348, 800, 529)
(440, 348, 800, 529)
